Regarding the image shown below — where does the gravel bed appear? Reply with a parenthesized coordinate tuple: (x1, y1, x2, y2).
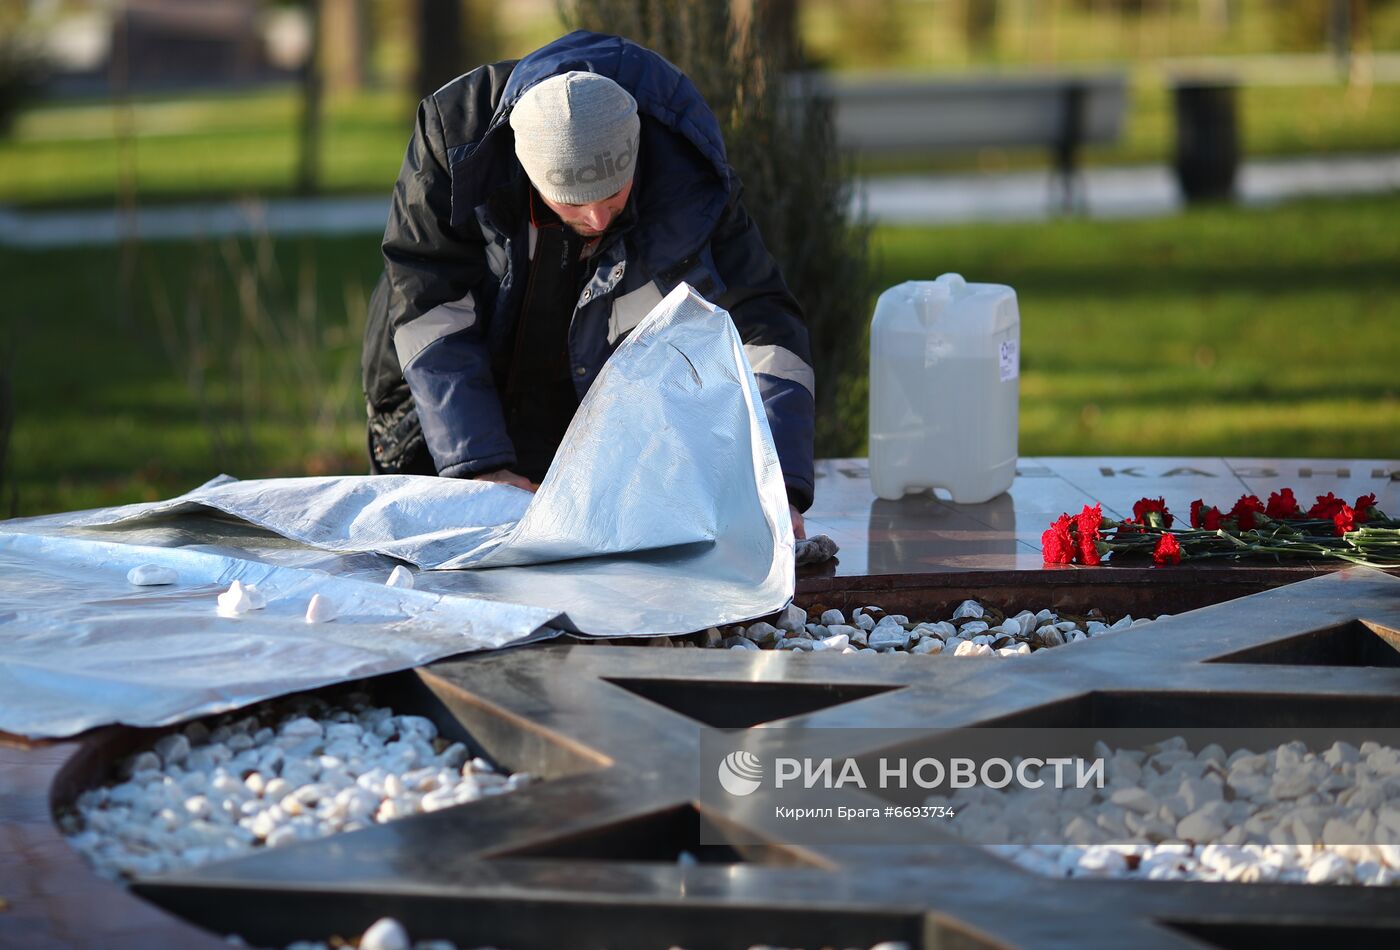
(937, 735, 1400, 886)
(60, 692, 530, 880)
(595, 600, 1168, 656)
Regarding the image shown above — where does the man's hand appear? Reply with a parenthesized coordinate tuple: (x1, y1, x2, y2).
(790, 504, 806, 540)
(472, 469, 539, 492)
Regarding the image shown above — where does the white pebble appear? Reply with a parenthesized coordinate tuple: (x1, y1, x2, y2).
(1306, 851, 1354, 884)
(869, 627, 911, 651)
(386, 565, 415, 589)
(743, 621, 780, 645)
(127, 564, 178, 586)
(952, 599, 985, 619)
(243, 584, 267, 610)
(819, 608, 845, 626)
(153, 733, 190, 766)
(305, 594, 337, 623)
(775, 603, 807, 633)
(359, 917, 410, 950)
(216, 581, 256, 616)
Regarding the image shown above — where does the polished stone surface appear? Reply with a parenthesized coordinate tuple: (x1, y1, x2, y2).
(4, 570, 1398, 948)
(131, 570, 1400, 949)
(0, 736, 229, 949)
(803, 456, 1400, 577)
(4, 456, 1399, 948)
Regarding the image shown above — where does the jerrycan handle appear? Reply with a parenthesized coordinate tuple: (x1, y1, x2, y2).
(912, 278, 952, 328)
(934, 272, 967, 294)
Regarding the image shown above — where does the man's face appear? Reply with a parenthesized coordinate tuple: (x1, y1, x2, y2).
(541, 180, 633, 238)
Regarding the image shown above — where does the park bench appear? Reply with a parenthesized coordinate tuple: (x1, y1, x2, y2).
(810, 71, 1130, 211)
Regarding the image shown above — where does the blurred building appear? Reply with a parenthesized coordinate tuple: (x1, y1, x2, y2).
(34, 0, 310, 95)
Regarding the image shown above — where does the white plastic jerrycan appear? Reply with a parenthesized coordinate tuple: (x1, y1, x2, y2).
(868, 273, 1020, 503)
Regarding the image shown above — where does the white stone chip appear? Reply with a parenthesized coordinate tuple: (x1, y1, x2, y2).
(743, 621, 781, 646)
(127, 564, 178, 586)
(304, 594, 337, 624)
(775, 603, 807, 633)
(952, 599, 985, 619)
(869, 627, 911, 651)
(386, 565, 415, 589)
(359, 916, 411, 950)
(216, 581, 256, 617)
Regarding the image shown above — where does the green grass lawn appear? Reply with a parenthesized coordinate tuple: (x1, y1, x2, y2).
(3, 76, 1398, 208)
(0, 87, 413, 209)
(874, 196, 1400, 459)
(3, 194, 1397, 517)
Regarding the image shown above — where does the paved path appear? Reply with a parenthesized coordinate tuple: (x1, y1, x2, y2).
(3, 152, 1398, 248)
(860, 151, 1400, 224)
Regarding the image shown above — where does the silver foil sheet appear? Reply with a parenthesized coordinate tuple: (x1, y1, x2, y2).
(0, 285, 794, 738)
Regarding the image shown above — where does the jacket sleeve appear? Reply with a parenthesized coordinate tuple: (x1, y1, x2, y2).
(708, 187, 817, 512)
(381, 94, 516, 477)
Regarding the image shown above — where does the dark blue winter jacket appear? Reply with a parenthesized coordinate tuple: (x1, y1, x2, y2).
(362, 31, 816, 509)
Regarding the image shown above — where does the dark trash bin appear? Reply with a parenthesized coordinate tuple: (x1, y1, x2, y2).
(1172, 79, 1240, 203)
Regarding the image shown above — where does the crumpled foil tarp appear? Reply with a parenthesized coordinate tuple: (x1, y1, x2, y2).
(0, 284, 794, 738)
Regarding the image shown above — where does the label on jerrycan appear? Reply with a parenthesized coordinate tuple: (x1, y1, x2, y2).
(999, 339, 1019, 382)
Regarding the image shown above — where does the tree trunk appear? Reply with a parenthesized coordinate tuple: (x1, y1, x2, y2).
(322, 0, 368, 93)
(416, 0, 464, 104)
(296, 0, 324, 195)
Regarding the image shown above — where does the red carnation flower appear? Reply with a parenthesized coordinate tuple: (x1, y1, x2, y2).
(1041, 514, 1075, 564)
(1333, 504, 1357, 536)
(1229, 494, 1266, 531)
(1153, 533, 1182, 565)
(1265, 488, 1301, 519)
(1075, 504, 1104, 565)
(1078, 538, 1103, 566)
(1354, 493, 1378, 523)
(1190, 501, 1223, 530)
(1309, 492, 1346, 520)
(1076, 503, 1104, 539)
(1132, 497, 1174, 529)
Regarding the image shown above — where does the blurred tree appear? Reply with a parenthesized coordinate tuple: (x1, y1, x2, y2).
(297, 0, 323, 194)
(322, 0, 369, 92)
(558, 0, 876, 457)
(833, 0, 904, 68)
(962, 0, 999, 56)
(1273, 0, 1395, 86)
(416, 0, 463, 101)
(0, 0, 43, 137)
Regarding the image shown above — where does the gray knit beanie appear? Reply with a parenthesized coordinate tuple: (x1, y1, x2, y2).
(510, 71, 641, 204)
